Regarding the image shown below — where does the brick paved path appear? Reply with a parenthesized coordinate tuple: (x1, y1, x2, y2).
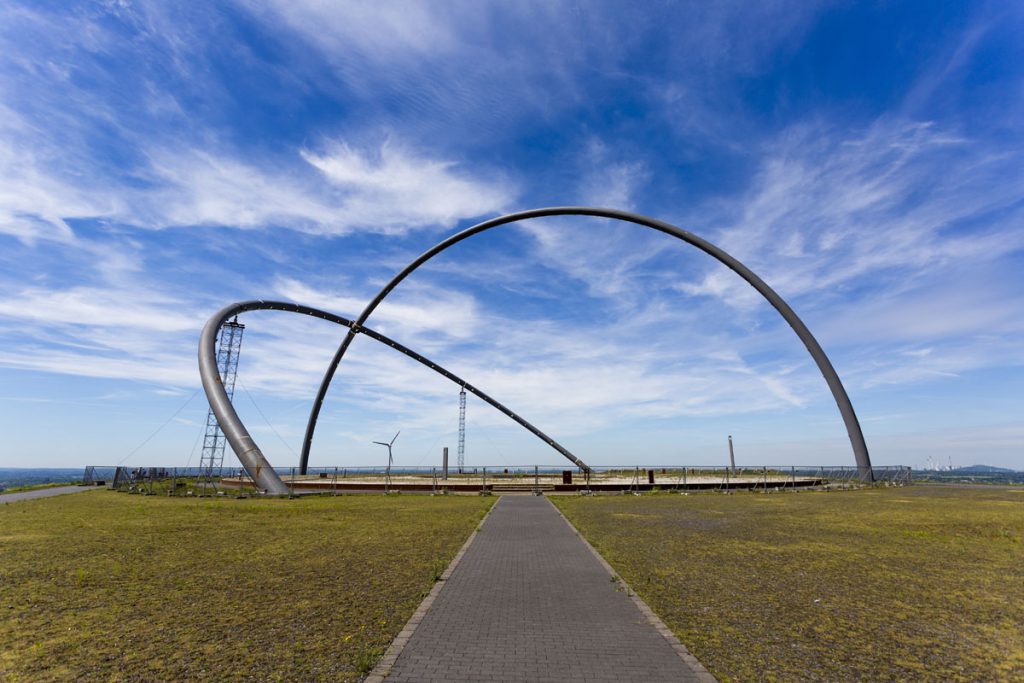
(385, 495, 707, 682)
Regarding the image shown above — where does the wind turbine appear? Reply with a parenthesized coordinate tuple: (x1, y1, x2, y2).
(373, 431, 400, 492)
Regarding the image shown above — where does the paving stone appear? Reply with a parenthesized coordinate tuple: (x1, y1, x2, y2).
(386, 496, 704, 681)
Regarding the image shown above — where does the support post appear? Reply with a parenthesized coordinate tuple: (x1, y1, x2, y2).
(443, 447, 449, 480)
(728, 435, 736, 473)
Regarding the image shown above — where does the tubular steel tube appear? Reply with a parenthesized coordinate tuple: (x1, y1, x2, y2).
(198, 300, 589, 487)
(199, 303, 289, 495)
(301, 207, 873, 481)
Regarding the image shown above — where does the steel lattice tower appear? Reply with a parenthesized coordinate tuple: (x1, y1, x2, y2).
(457, 387, 466, 473)
(197, 318, 245, 491)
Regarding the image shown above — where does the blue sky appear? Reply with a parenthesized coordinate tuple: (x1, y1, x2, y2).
(0, 1, 1021, 471)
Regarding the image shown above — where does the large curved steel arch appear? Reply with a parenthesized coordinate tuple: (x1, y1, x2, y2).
(199, 300, 589, 494)
(302, 207, 874, 481)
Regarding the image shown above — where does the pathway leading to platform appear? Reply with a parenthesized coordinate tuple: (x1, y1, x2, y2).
(0, 485, 95, 504)
(381, 495, 713, 682)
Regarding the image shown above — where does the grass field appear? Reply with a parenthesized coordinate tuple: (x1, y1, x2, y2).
(0, 491, 492, 681)
(555, 485, 1024, 682)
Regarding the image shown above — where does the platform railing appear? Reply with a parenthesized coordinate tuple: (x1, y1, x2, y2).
(85, 464, 912, 495)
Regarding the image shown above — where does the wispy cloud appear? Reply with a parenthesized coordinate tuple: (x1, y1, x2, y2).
(576, 140, 650, 210)
(0, 129, 515, 240)
(300, 138, 515, 234)
(0, 285, 199, 332)
(136, 138, 514, 235)
(680, 118, 1024, 310)
(0, 3, 515, 241)
(273, 277, 483, 341)
(0, 110, 102, 244)
(511, 143, 668, 301)
(240, 1, 461, 61)
(259, 290, 825, 438)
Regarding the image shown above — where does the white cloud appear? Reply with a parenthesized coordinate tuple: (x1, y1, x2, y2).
(240, 1, 828, 117)
(138, 149, 339, 232)
(240, 2, 460, 61)
(0, 234, 206, 387)
(681, 119, 1024, 310)
(577, 139, 649, 210)
(0, 286, 199, 333)
(519, 216, 673, 299)
(0, 347, 196, 385)
(513, 145, 666, 301)
(124, 137, 514, 235)
(273, 277, 483, 341)
(0, 128, 515, 240)
(0, 126, 96, 244)
(300, 139, 515, 234)
(819, 276, 1024, 347)
(303, 307, 822, 439)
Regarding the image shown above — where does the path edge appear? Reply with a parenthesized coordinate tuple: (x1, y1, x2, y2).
(0, 485, 98, 504)
(364, 495, 502, 682)
(547, 497, 718, 683)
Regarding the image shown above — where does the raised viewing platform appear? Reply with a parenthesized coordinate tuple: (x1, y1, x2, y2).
(214, 465, 910, 495)
(84, 464, 911, 496)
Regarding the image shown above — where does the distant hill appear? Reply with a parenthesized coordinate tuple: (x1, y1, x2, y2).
(0, 468, 83, 492)
(913, 464, 1024, 485)
(951, 464, 1020, 474)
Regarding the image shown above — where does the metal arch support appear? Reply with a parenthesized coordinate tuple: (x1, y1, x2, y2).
(199, 300, 590, 494)
(301, 207, 874, 481)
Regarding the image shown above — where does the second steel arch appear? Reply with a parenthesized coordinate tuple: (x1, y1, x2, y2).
(199, 299, 589, 494)
(301, 207, 874, 480)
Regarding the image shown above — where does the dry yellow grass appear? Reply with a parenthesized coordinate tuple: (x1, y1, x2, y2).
(0, 491, 492, 681)
(554, 485, 1024, 682)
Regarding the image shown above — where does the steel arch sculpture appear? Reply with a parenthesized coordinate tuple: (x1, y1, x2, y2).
(199, 300, 588, 494)
(301, 207, 874, 481)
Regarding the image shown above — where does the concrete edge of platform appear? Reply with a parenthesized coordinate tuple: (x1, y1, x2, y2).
(547, 498, 719, 683)
(365, 495, 502, 682)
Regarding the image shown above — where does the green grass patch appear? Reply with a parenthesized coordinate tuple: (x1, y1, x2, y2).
(554, 486, 1023, 682)
(0, 491, 492, 681)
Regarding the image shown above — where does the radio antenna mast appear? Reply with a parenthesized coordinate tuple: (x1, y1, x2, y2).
(457, 387, 466, 474)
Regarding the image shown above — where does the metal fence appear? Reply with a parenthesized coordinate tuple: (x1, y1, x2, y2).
(82, 466, 256, 496)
